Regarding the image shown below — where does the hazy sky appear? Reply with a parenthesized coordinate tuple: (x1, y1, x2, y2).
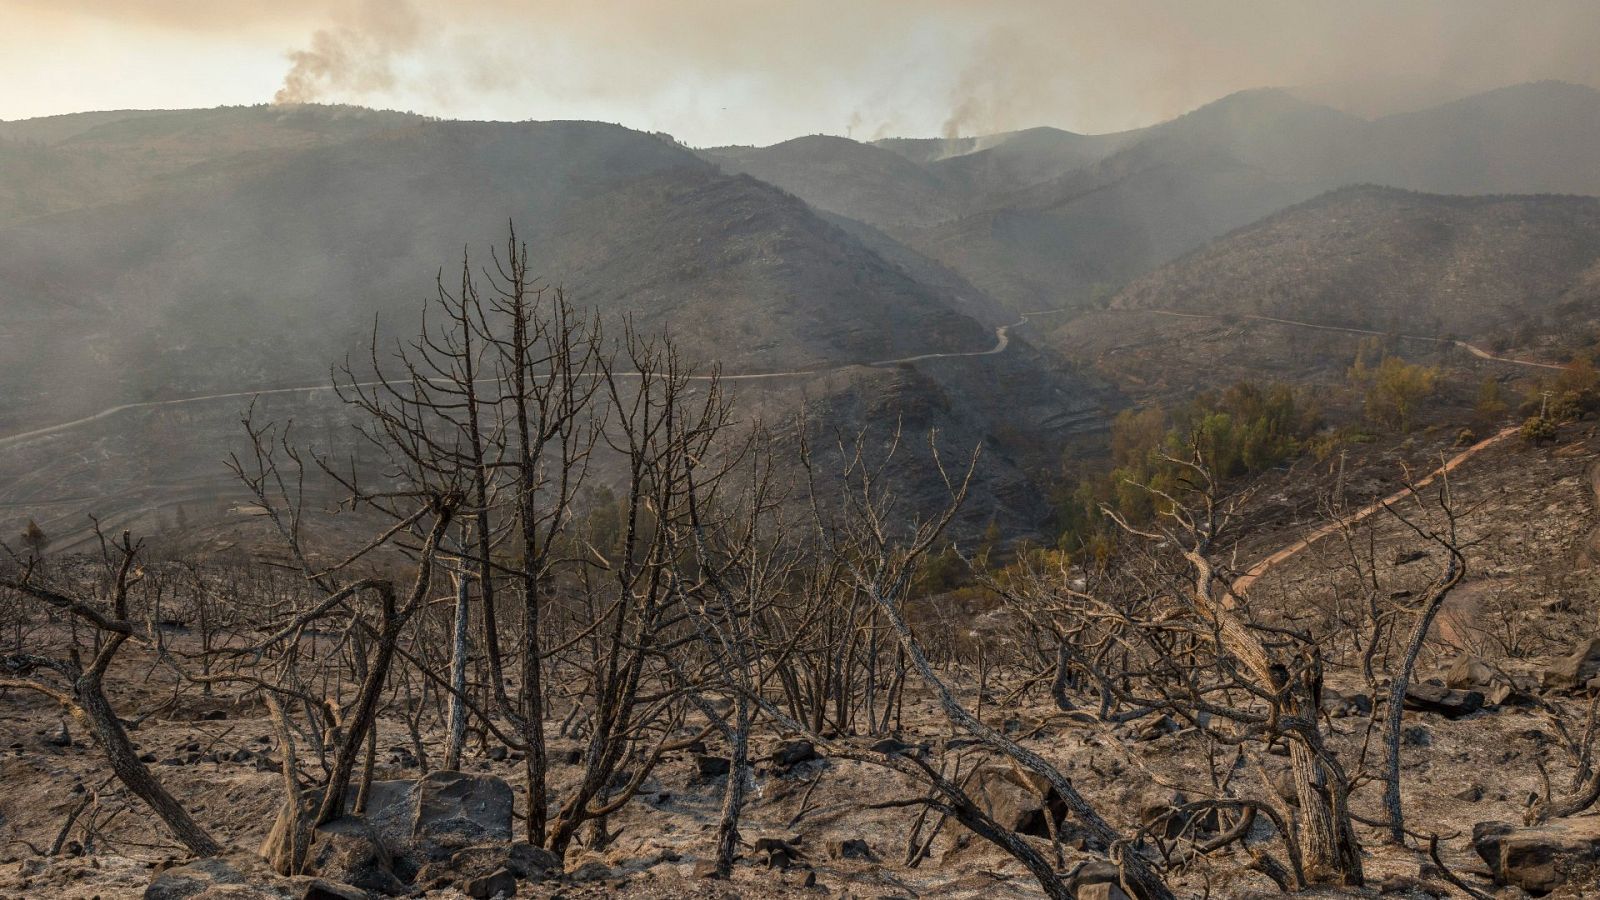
(3, 1, 1598, 146)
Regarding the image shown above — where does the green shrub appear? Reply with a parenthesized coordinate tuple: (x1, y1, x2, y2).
(1520, 415, 1557, 446)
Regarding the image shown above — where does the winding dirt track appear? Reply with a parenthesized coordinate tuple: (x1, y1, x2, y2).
(1151, 309, 1567, 371)
(0, 317, 1042, 451)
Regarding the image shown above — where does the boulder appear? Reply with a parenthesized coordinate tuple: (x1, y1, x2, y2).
(1543, 639, 1600, 691)
(1066, 860, 1123, 897)
(1446, 654, 1496, 690)
(1403, 683, 1484, 719)
(144, 858, 248, 900)
(770, 739, 820, 771)
(754, 836, 803, 857)
(1489, 683, 1532, 708)
(1473, 818, 1600, 894)
(463, 867, 517, 899)
(304, 816, 407, 896)
(826, 838, 874, 861)
(260, 781, 417, 877)
(505, 842, 560, 879)
(868, 736, 928, 756)
(694, 755, 731, 778)
(690, 859, 722, 879)
(1077, 884, 1131, 900)
(344, 780, 417, 864)
(968, 765, 1066, 838)
(413, 841, 558, 890)
(412, 771, 513, 859)
(565, 858, 613, 881)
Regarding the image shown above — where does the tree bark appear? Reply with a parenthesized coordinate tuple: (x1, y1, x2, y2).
(444, 572, 471, 771)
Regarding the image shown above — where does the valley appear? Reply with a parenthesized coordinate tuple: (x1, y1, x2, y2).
(6, 40, 1600, 898)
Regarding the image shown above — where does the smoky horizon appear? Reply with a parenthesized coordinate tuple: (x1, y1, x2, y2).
(3, 0, 1599, 146)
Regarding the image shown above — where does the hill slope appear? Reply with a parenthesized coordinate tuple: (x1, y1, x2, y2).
(0, 115, 1003, 421)
(712, 83, 1600, 313)
(1112, 186, 1600, 338)
(0, 108, 1112, 544)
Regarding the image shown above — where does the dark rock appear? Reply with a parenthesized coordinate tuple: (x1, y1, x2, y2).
(1455, 784, 1484, 803)
(202, 710, 228, 721)
(1402, 724, 1433, 747)
(868, 737, 924, 756)
(1543, 638, 1600, 691)
(139, 752, 158, 763)
(412, 771, 514, 856)
(695, 755, 731, 778)
(485, 746, 508, 762)
(1067, 859, 1123, 895)
(771, 740, 819, 771)
(1474, 818, 1600, 894)
(1404, 683, 1484, 719)
(826, 838, 873, 861)
(260, 782, 414, 879)
(754, 837, 802, 857)
(44, 722, 71, 747)
(463, 867, 517, 899)
(506, 842, 560, 879)
(1393, 549, 1429, 566)
(305, 816, 407, 896)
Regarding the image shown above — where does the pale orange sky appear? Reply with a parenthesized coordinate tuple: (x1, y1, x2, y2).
(2, 1, 1597, 146)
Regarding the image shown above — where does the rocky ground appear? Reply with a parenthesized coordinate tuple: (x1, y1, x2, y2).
(4, 427, 1600, 900)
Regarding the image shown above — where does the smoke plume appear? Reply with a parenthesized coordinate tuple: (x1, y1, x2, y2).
(274, 0, 424, 105)
(7, 0, 1600, 145)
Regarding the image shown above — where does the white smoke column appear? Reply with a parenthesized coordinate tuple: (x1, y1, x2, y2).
(274, 0, 425, 105)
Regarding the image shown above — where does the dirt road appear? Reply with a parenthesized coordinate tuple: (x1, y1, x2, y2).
(0, 317, 1033, 451)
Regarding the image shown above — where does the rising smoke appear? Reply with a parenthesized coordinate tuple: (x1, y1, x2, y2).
(11, 0, 1599, 144)
(273, 0, 424, 104)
